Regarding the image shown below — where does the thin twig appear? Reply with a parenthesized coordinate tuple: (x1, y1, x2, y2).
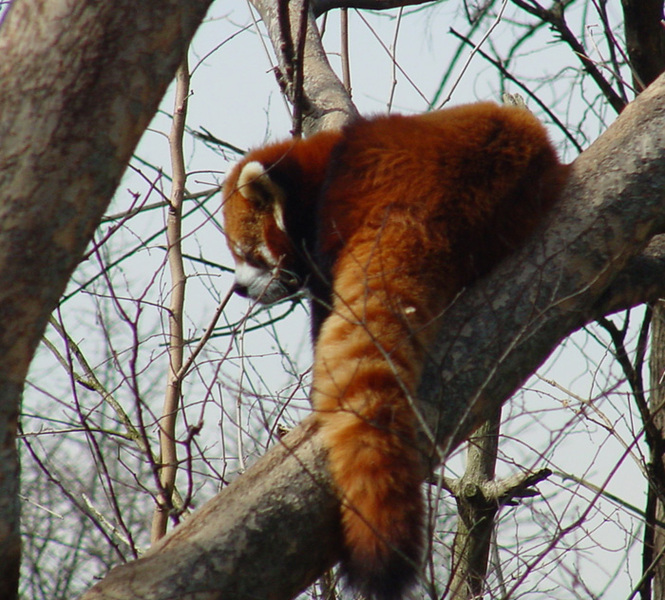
(151, 56, 190, 543)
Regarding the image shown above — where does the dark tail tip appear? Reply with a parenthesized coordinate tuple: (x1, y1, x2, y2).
(341, 509, 424, 600)
(344, 554, 420, 600)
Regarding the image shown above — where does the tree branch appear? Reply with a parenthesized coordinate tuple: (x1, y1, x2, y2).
(591, 235, 665, 317)
(151, 57, 191, 542)
(0, 1, 213, 597)
(511, 0, 627, 113)
(249, 0, 358, 134)
(418, 72, 665, 454)
(82, 73, 665, 600)
(310, 0, 435, 17)
(82, 419, 340, 600)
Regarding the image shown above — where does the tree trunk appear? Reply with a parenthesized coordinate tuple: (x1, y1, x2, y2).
(647, 302, 665, 599)
(0, 1, 212, 597)
(621, 0, 665, 91)
(450, 411, 501, 599)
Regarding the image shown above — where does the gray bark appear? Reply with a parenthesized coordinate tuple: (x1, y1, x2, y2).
(0, 1, 213, 597)
(647, 303, 665, 599)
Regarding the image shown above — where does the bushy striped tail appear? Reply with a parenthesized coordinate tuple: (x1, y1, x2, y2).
(313, 299, 428, 600)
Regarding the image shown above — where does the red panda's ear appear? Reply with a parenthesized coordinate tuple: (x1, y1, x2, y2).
(235, 161, 285, 211)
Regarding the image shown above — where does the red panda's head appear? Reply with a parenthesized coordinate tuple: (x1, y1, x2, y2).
(223, 150, 300, 304)
(222, 132, 342, 304)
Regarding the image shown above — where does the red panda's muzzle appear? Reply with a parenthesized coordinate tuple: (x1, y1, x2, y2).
(232, 258, 302, 305)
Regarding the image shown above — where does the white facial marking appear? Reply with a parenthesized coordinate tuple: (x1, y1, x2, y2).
(257, 242, 279, 266)
(273, 201, 286, 233)
(237, 161, 286, 209)
(236, 160, 287, 232)
(233, 258, 291, 304)
(234, 260, 271, 290)
(231, 241, 245, 258)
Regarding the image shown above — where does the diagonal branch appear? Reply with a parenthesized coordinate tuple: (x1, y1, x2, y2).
(511, 0, 627, 113)
(82, 72, 665, 600)
(419, 72, 665, 454)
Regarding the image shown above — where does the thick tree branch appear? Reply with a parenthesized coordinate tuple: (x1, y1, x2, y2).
(249, 0, 358, 134)
(419, 74, 665, 452)
(82, 419, 339, 600)
(83, 74, 665, 600)
(0, 1, 213, 597)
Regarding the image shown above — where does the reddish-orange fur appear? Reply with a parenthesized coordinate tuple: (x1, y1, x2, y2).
(222, 102, 567, 599)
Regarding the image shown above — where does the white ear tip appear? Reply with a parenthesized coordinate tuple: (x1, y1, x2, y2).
(237, 161, 267, 199)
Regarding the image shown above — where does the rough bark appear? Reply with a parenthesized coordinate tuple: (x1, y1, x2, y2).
(82, 74, 665, 600)
(449, 412, 501, 599)
(622, 5, 665, 598)
(593, 236, 665, 317)
(0, 1, 213, 597)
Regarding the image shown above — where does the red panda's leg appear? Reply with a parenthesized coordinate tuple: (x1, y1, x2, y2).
(313, 277, 432, 600)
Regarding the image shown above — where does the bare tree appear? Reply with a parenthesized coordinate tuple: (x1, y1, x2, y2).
(5, 1, 665, 599)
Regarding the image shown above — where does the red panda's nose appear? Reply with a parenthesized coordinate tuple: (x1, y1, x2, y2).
(232, 281, 249, 297)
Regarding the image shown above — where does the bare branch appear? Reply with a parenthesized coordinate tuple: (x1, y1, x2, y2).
(511, 0, 627, 113)
(151, 57, 191, 542)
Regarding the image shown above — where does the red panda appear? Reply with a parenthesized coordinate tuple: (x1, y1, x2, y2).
(222, 102, 567, 599)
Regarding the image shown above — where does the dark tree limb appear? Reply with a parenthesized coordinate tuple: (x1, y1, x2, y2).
(310, 0, 434, 17)
(647, 302, 665, 598)
(621, 0, 665, 90)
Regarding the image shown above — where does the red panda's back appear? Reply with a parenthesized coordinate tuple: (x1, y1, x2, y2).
(317, 102, 563, 288)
